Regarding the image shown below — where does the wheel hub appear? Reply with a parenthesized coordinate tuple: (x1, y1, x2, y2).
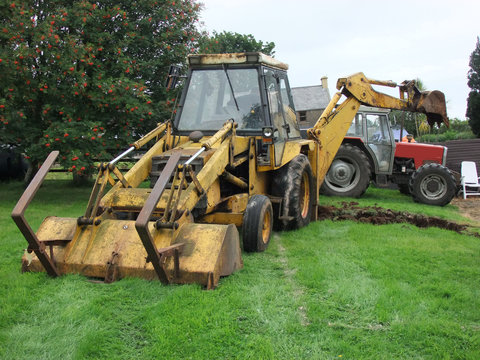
(327, 160, 356, 187)
(426, 179, 440, 193)
(420, 174, 447, 200)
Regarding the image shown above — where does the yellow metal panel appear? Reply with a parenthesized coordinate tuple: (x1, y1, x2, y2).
(278, 139, 314, 168)
(181, 141, 230, 211)
(231, 136, 250, 156)
(199, 213, 244, 227)
(226, 193, 248, 213)
(205, 179, 221, 213)
(188, 52, 288, 70)
(108, 188, 169, 211)
(36, 216, 77, 242)
(171, 223, 243, 282)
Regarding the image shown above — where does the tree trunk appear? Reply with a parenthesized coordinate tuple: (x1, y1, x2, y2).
(23, 160, 38, 187)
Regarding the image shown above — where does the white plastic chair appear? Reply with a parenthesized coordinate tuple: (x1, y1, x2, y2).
(461, 161, 480, 199)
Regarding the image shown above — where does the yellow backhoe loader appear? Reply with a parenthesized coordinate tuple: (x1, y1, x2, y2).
(12, 53, 448, 288)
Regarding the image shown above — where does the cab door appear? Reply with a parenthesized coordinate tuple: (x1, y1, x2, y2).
(365, 113, 394, 173)
(263, 68, 300, 166)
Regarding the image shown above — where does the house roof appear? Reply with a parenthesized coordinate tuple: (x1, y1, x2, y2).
(291, 85, 331, 111)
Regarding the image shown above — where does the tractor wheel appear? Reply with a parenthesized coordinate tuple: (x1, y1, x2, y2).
(409, 163, 456, 206)
(320, 144, 371, 198)
(242, 195, 273, 252)
(272, 154, 314, 230)
(398, 184, 411, 195)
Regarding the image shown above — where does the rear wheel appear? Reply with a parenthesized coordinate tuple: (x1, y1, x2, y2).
(272, 154, 314, 230)
(242, 195, 273, 252)
(320, 144, 371, 198)
(409, 163, 456, 206)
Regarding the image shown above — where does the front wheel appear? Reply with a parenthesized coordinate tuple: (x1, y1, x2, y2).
(409, 163, 456, 206)
(242, 195, 273, 252)
(272, 154, 314, 230)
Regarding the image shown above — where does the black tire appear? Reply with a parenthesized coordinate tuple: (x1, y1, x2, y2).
(320, 144, 371, 198)
(409, 163, 456, 206)
(272, 154, 314, 230)
(242, 195, 273, 252)
(398, 184, 411, 195)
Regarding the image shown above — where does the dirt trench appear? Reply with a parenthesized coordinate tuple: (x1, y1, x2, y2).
(317, 201, 479, 237)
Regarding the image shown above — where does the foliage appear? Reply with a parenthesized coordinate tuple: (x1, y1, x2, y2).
(418, 118, 475, 142)
(198, 30, 275, 56)
(467, 37, 480, 137)
(419, 130, 475, 143)
(390, 110, 419, 137)
(0, 0, 201, 176)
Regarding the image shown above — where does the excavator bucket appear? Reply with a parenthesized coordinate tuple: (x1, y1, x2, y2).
(415, 90, 449, 128)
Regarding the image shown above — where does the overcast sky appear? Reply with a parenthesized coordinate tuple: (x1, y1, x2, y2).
(199, 0, 479, 120)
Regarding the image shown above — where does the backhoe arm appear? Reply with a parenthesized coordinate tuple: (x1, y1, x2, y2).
(306, 72, 449, 185)
(336, 72, 448, 127)
(307, 72, 448, 144)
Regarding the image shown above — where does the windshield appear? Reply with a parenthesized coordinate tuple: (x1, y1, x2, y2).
(176, 68, 264, 131)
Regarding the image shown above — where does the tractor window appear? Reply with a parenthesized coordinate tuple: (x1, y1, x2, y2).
(366, 114, 393, 172)
(176, 68, 264, 131)
(366, 114, 389, 143)
(347, 113, 363, 136)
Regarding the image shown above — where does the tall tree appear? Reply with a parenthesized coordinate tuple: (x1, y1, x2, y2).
(198, 31, 275, 56)
(466, 37, 480, 137)
(0, 0, 201, 177)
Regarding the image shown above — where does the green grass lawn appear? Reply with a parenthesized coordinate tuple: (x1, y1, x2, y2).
(1, 179, 479, 359)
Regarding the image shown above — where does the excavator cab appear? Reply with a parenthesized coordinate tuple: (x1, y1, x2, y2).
(174, 53, 301, 167)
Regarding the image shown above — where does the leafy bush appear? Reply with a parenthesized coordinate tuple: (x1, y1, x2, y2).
(418, 118, 475, 142)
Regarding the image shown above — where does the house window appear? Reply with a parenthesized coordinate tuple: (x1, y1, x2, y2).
(299, 111, 307, 122)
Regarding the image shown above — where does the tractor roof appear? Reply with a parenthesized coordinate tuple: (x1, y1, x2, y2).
(187, 52, 288, 70)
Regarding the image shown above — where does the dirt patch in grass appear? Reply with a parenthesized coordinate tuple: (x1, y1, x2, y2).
(318, 201, 479, 237)
(451, 196, 480, 225)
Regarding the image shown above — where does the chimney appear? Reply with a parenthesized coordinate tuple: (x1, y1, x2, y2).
(321, 76, 328, 90)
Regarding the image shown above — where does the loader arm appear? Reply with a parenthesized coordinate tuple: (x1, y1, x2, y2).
(306, 72, 448, 182)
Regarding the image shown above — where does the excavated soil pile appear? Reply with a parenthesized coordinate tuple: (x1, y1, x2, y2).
(318, 201, 477, 236)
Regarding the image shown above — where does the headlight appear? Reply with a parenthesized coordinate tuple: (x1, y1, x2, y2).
(262, 127, 273, 138)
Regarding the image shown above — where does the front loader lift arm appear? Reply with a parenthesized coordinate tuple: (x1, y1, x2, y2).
(134, 120, 235, 284)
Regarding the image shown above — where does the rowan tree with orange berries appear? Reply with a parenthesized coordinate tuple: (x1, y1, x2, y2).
(0, 0, 201, 180)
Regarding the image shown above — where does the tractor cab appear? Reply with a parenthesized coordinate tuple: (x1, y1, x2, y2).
(345, 106, 395, 174)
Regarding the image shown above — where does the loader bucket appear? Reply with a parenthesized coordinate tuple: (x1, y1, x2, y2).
(15, 149, 243, 289)
(21, 218, 243, 289)
(415, 90, 449, 128)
